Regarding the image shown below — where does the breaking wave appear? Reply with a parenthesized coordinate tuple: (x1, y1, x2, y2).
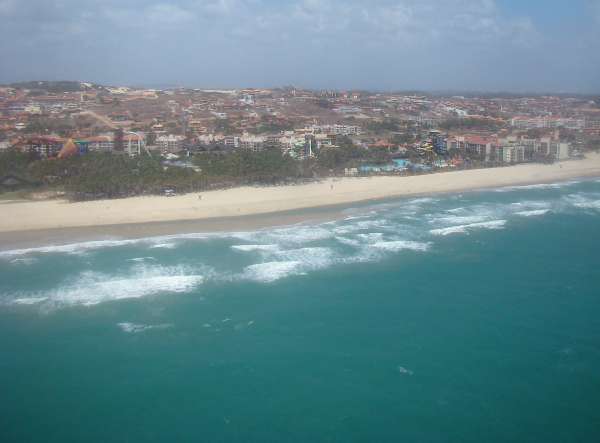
(495, 180, 580, 192)
(4, 265, 205, 308)
(430, 220, 507, 236)
(370, 240, 431, 252)
(565, 194, 600, 210)
(2, 179, 600, 308)
(231, 244, 280, 252)
(242, 261, 305, 283)
(515, 209, 551, 217)
(118, 322, 173, 333)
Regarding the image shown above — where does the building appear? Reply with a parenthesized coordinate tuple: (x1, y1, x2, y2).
(18, 136, 64, 157)
(156, 134, 185, 153)
(447, 135, 497, 160)
(239, 134, 266, 152)
(223, 136, 240, 149)
(448, 134, 570, 163)
(511, 116, 585, 130)
(429, 130, 447, 154)
(85, 135, 114, 152)
(500, 136, 571, 161)
(311, 124, 361, 136)
(585, 118, 600, 135)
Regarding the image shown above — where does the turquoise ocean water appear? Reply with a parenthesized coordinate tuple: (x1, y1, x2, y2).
(1, 179, 600, 442)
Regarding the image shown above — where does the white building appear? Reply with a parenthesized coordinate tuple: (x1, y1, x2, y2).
(511, 116, 585, 130)
(239, 134, 266, 152)
(156, 135, 185, 153)
(311, 124, 361, 136)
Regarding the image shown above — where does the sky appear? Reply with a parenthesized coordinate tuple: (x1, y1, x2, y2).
(0, 0, 599, 92)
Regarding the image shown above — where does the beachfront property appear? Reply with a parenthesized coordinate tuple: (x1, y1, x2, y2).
(1, 82, 595, 183)
(447, 135, 571, 163)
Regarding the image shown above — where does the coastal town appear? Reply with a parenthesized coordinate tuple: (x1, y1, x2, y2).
(1, 80, 599, 198)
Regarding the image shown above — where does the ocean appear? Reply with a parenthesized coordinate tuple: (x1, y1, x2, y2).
(1, 179, 600, 442)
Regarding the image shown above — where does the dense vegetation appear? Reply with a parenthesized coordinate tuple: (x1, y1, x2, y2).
(0, 150, 36, 178)
(365, 119, 401, 132)
(0, 150, 202, 199)
(0, 137, 395, 200)
(439, 117, 505, 132)
(316, 136, 391, 170)
(193, 148, 308, 184)
(7, 81, 93, 93)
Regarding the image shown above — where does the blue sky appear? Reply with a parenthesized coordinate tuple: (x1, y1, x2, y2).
(0, 0, 599, 92)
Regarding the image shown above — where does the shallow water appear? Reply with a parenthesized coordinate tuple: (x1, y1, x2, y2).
(1, 179, 600, 442)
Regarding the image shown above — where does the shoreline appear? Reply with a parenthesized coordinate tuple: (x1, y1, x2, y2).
(1, 154, 600, 249)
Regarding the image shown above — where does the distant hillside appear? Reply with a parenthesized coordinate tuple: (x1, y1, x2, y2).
(6, 81, 104, 93)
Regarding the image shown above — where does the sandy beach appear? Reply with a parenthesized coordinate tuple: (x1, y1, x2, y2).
(2, 153, 600, 240)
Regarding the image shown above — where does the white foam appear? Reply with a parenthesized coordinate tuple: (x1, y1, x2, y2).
(515, 209, 550, 217)
(150, 243, 176, 249)
(409, 197, 437, 204)
(231, 244, 280, 252)
(118, 322, 173, 333)
(12, 296, 49, 305)
(273, 247, 336, 272)
(356, 233, 386, 242)
(242, 261, 304, 283)
(332, 218, 392, 236)
(335, 236, 362, 247)
(432, 215, 490, 225)
(398, 366, 414, 376)
(0, 238, 141, 258)
(127, 257, 157, 262)
(566, 194, 600, 210)
(496, 181, 579, 192)
(9, 258, 37, 265)
(0, 232, 216, 258)
(343, 213, 374, 221)
(430, 220, 507, 236)
(233, 225, 334, 245)
(371, 240, 432, 252)
(8, 265, 205, 308)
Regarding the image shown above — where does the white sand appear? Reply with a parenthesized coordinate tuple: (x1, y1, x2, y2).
(2, 153, 600, 233)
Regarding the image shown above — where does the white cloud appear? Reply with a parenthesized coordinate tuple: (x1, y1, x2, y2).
(0, 0, 597, 91)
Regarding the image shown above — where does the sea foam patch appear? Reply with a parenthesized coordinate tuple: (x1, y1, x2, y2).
(231, 244, 281, 253)
(6, 265, 205, 308)
(429, 220, 507, 236)
(495, 181, 580, 192)
(3, 179, 600, 309)
(515, 209, 551, 217)
(371, 240, 432, 252)
(118, 322, 173, 333)
(565, 194, 600, 210)
(0, 238, 140, 258)
(242, 261, 304, 283)
(0, 232, 217, 259)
